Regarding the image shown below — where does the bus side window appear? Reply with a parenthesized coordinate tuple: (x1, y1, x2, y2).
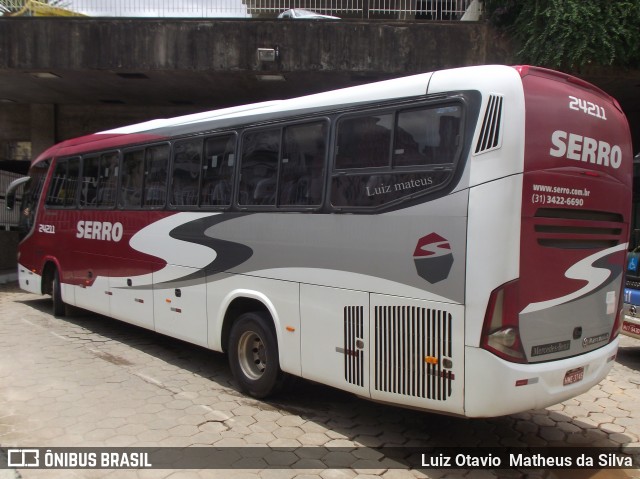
(97, 152, 119, 207)
(331, 104, 461, 209)
(331, 114, 391, 207)
(436, 115, 460, 162)
(45, 160, 65, 207)
(45, 157, 80, 208)
(201, 134, 235, 207)
(171, 138, 202, 207)
(143, 145, 169, 208)
(335, 114, 392, 170)
(279, 121, 326, 206)
(393, 107, 460, 166)
(239, 129, 280, 206)
(64, 158, 80, 207)
(120, 149, 144, 208)
(80, 155, 99, 207)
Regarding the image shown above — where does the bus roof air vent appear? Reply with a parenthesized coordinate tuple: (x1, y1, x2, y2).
(474, 95, 503, 155)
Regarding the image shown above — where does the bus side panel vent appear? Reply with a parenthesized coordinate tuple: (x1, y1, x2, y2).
(474, 94, 503, 155)
(343, 306, 365, 387)
(374, 306, 453, 401)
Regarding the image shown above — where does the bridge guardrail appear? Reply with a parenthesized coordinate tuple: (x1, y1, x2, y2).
(0, 170, 24, 231)
(1, 0, 482, 20)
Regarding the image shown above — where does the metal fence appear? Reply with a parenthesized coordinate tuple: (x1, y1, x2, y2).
(0, 170, 24, 231)
(1, 0, 483, 20)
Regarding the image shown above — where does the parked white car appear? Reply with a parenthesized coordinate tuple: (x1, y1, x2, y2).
(277, 9, 340, 19)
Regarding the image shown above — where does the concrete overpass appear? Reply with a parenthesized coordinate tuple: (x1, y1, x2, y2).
(0, 17, 638, 161)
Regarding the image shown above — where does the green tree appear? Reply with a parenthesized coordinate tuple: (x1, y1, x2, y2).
(484, 0, 640, 72)
(0, 0, 72, 16)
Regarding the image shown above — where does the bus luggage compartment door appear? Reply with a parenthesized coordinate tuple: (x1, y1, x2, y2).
(300, 284, 370, 397)
(370, 294, 464, 414)
(109, 263, 154, 330)
(153, 265, 208, 348)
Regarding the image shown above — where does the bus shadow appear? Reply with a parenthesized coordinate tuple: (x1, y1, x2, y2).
(16, 296, 638, 462)
(17, 296, 233, 388)
(616, 338, 640, 372)
(273, 381, 636, 448)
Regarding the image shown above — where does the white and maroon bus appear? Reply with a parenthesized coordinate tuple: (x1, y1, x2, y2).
(7, 65, 633, 417)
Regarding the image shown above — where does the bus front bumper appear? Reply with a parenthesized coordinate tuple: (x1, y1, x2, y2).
(18, 263, 42, 295)
(463, 339, 618, 418)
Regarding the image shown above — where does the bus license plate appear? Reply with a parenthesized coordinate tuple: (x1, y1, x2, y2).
(622, 321, 640, 336)
(563, 367, 584, 386)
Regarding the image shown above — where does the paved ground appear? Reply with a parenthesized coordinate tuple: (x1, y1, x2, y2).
(0, 282, 639, 479)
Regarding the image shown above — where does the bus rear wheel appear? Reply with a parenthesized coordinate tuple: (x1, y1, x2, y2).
(51, 269, 66, 317)
(228, 311, 283, 398)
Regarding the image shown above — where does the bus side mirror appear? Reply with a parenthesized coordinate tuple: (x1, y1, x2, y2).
(5, 176, 30, 210)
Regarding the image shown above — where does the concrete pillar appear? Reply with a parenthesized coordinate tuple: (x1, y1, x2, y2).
(0, 104, 30, 142)
(30, 104, 55, 160)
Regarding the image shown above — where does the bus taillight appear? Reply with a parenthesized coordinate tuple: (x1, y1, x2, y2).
(481, 280, 527, 363)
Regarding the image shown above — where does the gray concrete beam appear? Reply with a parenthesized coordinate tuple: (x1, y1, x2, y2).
(0, 18, 511, 74)
(0, 18, 637, 150)
(29, 104, 55, 159)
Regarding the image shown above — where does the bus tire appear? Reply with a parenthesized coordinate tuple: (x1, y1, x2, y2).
(228, 311, 283, 399)
(52, 269, 66, 317)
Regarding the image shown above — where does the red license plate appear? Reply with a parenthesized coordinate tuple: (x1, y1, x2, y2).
(622, 321, 640, 336)
(563, 367, 584, 386)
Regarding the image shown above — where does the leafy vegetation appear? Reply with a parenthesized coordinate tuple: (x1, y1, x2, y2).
(0, 0, 71, 16)
(484, 0, 640, 72)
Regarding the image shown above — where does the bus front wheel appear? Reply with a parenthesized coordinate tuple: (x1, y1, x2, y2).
(228, 311, 283, 398)
(51, 269, 66, 317)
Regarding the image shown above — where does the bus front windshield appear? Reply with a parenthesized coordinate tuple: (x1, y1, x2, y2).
(18, 160, 50, 239)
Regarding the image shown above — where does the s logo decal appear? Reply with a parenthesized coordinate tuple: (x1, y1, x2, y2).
(413, 233, 453, 284)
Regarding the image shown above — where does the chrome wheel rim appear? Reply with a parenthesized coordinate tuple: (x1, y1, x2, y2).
(238, 330, 266, 380)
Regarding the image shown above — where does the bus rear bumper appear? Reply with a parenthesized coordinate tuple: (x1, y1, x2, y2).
(18, 263, 42, 295)
(464, 339, 618, 418)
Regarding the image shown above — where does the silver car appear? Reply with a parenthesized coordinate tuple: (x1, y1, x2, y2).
(277, 8, 340, 19)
